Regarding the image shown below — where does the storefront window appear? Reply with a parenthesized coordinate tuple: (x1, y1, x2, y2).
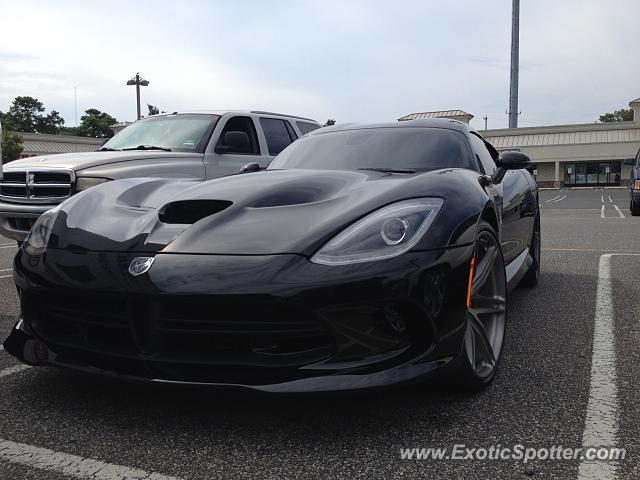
(563, 162, 621, 186)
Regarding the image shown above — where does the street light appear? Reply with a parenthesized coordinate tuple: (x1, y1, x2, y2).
(126, 72, 149, 120)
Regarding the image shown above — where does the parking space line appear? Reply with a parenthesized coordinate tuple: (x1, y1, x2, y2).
(0, 268, 12, 272)
(0, 275, 12, 280)
(578, 254, 619, 479)
(545, 193, 563, 202)
(609, 195, 613, 203)
(0, 245, 17, 250)
(0, 438, 184, 480)
(613, 205, 625, 218)
(0, 243, 15, 247)
(601, 194, 604, 203)
(0, 364, 30, 379)
(601, 205, 605, 218)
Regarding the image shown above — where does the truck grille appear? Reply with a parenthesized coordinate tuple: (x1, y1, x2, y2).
(0, 169, 75, 202)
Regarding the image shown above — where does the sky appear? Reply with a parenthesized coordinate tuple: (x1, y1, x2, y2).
(0, 0, 638, 131)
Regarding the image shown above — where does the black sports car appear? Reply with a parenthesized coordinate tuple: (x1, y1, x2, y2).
(4, 119, 540, 392)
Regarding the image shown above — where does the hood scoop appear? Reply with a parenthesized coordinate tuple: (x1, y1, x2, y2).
(158, 200, 232, 224)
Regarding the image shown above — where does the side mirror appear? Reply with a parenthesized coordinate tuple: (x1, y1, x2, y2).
(239, 162, 260, 174)
(624, 157, 635, 166)
(497, 151, 531, 170)
(485, 151, 532, 185)
(215, 131, 251, 154)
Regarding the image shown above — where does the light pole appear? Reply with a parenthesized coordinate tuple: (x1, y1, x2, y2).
(126, 73, 149, 120)
(508, 0, 520, 128)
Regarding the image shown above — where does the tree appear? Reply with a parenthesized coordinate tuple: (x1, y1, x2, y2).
(77, 108, 117, 138)
(0, 96, 66, 134)
(324, 119, 336, 127)
(1, 130, 23, 164)
(599, 108, 633, 123)
(147, 104, 166, 116)
(37, 110, 65, 134)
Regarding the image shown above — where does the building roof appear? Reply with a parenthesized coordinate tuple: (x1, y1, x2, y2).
(109, 121, 132, 128)
(398, 110, 474, 122)
(480, 121, 640, 149)
(14, 132, 103, 155)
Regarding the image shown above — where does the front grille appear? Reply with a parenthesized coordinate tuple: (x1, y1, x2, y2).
(0, 169, 74, 202)
(25, 290, 334, 383)
(2, 172, 26, 183)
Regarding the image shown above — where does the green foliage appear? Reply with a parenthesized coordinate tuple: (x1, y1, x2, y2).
(323, 119, 336, 127)
(77, 108, 118, 138)
(0, 96, 65, 133)
(599, 108, 633, 122)
(1, 129, 23, 164)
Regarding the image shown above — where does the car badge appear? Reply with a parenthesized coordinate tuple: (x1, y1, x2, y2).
(128, 257, 155, 276)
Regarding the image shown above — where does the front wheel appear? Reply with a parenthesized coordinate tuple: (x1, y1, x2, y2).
(454, 221, 507, 391)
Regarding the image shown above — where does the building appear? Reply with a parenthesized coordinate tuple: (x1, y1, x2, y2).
(480, 97, 640, 188)
(13, 132, 103, 158)
(109, 121, 132, 135)
(399, 109, 474, 124)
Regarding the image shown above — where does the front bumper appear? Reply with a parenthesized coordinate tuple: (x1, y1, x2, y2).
(0, 201, 57, 241)
(4, 246, 474, 392)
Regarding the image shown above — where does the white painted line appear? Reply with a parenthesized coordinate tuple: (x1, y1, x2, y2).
(0, 268, 12, 272)
(552, 195, 567, 203)
(608, 195, 613, 203)
(0, 243, 15, 247)
(545, 193, 563, 202)
(601, 205, 605, 218)
(578, 254, 618, 480)
(613, 205, 625, 218)
(0, 245, 17, 250)
(601, 194, 604, 203)
(0, 364, 30, 379)
(0, 438, 184, 480)
(0, 275, 12, 280)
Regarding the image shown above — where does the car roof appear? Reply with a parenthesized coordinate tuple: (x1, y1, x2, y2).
(309, 118, 474, 135)
(149, 110, 320, 124)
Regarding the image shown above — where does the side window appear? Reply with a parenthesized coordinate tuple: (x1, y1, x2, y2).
(469, 133, 497, 175)
(217, 116, 260, 155)
(260, 118, 296, 155)
(296, 121, 320, 135)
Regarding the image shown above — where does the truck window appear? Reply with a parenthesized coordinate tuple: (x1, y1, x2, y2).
(296, 121, 320, 135)
(218, 116, 260, 154)
(260, 118, 297, 156)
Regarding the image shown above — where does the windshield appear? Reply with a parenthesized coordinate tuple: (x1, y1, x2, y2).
(268, 127, 474, 172)
(102, 114, 219, 152)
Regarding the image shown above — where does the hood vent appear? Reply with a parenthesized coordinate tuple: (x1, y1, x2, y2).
(158, 200, 232, 224)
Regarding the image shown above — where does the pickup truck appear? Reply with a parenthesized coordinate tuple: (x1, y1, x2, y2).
(0, 111, 321, 242)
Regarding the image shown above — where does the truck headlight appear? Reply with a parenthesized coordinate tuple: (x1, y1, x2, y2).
(76, 177, 110, 192)
(23, 207, 60, 256)
(311, 198, 444, 265)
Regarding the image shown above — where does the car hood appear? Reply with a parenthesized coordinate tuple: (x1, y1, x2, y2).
(3, 150, 203, 172)
(51, 168, 483, 255)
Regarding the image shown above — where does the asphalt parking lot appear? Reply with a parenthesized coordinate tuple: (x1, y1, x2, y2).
(0, 187, 638, 479)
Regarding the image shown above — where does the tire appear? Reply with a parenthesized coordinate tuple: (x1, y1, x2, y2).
(454, 221, 507, 391)
(631, 196, 640, 216)
(520, 211, 541, 288)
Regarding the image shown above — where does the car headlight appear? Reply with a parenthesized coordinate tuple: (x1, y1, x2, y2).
(23, 207, 60, 256)
(76, 177, 110, 192)
(311, 198, 444, 265)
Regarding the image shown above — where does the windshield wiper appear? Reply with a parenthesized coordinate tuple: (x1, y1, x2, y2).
(357, 167, 417, 174)
(122, 145, 172, 152)
(98, 147, 121, 151)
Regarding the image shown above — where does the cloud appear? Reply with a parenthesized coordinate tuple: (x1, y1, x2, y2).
(0, 0, 639, 129)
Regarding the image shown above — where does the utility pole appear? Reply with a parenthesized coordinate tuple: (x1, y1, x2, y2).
(508, 0, 520, 128)
(483, 115, 488, 130)
(126, 73, 150, 120)
(74, 87, 78, 130)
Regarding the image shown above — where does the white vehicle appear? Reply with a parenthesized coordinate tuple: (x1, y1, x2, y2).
(0, 111, 321, 242)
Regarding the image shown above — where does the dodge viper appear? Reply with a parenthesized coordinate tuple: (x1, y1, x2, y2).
(3, 119, 540, 392)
